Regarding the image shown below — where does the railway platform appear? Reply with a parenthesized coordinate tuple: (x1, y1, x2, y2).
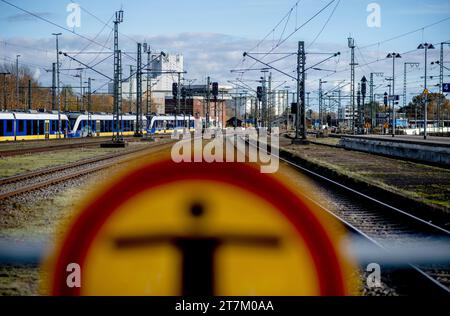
(337, 134, 450, 167)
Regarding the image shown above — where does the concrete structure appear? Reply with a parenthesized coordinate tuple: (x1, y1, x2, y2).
(339, 135, 450, 167)
(338, 105, 356, 127)
(148, 53, 184, 100)
(110, 53, 184, 114)
(270, 90, 288, 116)
(164, 84, 234, 127)
(232, 95, 252, 117)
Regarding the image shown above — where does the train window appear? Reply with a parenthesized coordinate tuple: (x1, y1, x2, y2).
(0, 120, 4, 136)
(39, 120, 44, 134)
(18, 120, 24, 132)
(26, 120, 32, 134)
(6, 120, 13, 133)
(69, 118, 77, 129)
(33, 120, 38, 134)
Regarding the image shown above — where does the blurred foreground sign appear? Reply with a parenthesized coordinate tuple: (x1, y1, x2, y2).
(46, 160, 354, 295)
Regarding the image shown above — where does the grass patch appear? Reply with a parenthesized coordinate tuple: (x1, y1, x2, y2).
(0, 147, 121, 178)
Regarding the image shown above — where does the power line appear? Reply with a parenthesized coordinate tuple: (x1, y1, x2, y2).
(73, 13, 115, 59)
(0, 0, 114, 52)
(239, 0, 338, 76)
(359, 16, 450, 50)
(307, 0, 341, 49)
(0, 40, 51, 53)
(267, 0, 337, 55)
(71, 0, 140, 45)
(231, 0, 303, 72)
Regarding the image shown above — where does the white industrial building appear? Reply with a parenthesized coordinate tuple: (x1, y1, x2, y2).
(270, 90, 289, 116)
(338, 105, 357, 127)
(109, 53, 184, 113)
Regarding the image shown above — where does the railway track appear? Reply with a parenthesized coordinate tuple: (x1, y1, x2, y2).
(0, 139, 109, 157)
(246, 138, 450, 295)
(0, 140, 174, 201)
(0, 135, 169, 157)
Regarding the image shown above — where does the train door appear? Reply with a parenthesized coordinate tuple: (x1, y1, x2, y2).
(96, 120, 100, 136)
(44, 120, 50, 139)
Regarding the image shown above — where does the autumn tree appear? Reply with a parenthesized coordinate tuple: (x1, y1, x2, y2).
(398, 93, 450, 121)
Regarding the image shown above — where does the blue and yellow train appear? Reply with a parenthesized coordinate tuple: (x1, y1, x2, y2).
(0, 111, 70, 141)
(0, 111, 205, 142)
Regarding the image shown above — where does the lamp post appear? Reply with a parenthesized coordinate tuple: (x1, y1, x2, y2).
(85, 78, 95, 136)
(15, 55, 20, 109)
(386, 53, 401, 137)
(52, 32, 62, 137)
(74, 68, 84, 111)
(319, 79, 327, 129)
(418, 43, 435, 139)
(383, 91, 388, 134)
(284, 86, 290, 130)
(360, 76, 367, 134)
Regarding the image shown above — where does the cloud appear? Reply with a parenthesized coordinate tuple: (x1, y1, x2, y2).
(5, 12, 56, 23)
(1, 31, 437, 111)
(398, 3, 450, 15)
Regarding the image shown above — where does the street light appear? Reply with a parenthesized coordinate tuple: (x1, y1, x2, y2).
(386, 53, 401, 137)
(73, 68, 85, 111)
(52, 32, 62, 137)
(319, 79, 327, 128)
(383, 91, 388, 134)
(418, 43, 435, 139)
(15, 55, 21, 109)
(360, 76, 367, 134)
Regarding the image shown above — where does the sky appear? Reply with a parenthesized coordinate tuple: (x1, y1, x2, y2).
(1, 0, 450, 109)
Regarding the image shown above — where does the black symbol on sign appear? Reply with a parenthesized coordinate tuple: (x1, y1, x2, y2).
(113, 202, 281, 295)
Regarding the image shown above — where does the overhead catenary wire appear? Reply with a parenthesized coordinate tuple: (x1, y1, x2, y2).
(306, 0, 341, 49)
(240, 0, 338, 79)
(0, 0, 114, 52)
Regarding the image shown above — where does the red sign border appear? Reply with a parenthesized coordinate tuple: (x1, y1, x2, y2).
(51, 160, 348, 295)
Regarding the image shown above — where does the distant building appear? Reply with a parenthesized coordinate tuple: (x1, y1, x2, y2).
(338, 105, 357, 127)
(109, 53, 184, 114)
(164, 84, 233, 127)
(270, 90, 289, 116)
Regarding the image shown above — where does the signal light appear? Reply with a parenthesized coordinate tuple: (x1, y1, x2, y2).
(172, 83, 178, 98)
(256, 86, 263, 101)
(212, 82, 219, 97)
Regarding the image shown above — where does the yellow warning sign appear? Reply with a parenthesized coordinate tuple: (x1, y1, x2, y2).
(45, 160, 356, 296)
(423, 88, 429, 95)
